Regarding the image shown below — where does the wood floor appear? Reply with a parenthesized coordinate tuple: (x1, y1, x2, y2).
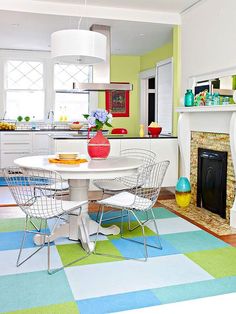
(1, 186, 236, 246)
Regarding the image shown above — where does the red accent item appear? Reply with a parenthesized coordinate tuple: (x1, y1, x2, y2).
(87, 130, 110, 159)
(148, 127, 162, 138)
(111, 128, 128, 134)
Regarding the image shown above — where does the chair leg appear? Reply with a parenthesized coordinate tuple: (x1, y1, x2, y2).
(95, 191, 105, 222)
(150, 208, 162, 250)
(17, 216, 45, 267)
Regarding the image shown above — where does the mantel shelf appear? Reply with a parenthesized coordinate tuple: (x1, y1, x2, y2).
(176, 105, 236, 113)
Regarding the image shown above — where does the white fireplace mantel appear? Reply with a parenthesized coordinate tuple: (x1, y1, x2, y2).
(176, 105, 236, 227)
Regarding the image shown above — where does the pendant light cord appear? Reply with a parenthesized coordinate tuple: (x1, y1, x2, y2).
(78, 0, 87, 29)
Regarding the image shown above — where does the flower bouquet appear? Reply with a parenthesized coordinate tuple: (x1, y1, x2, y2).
(83, 109, 113, 159)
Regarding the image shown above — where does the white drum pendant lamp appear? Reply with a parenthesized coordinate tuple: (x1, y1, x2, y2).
(51, 29, 107, 64)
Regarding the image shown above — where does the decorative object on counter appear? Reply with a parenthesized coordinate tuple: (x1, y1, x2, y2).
(24, 116, 30, 122)
(83, 109, 112, 159)
(105, 83, 130, 117)
(194, 90, 208, 106)
(222, 96, 230, 105)
(175, 177, 191, 208)
(17, 116, 23, 122)
(69, 122, 83, 130)
(213, 92, 220, 105)
(111, 128, 128, 134)
(184, 89, 194, 107)
(148, 122, 162, 138)
(0, 121, 16, 130)
(139, 124, 144, 137)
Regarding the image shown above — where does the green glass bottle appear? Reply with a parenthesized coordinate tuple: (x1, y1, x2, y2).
(184, 89, 194, 107)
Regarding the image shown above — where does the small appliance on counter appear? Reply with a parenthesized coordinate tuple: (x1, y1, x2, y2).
(111, 128, 128, 135)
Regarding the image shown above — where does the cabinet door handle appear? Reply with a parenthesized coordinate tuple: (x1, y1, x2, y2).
(3, 152, 29, 155)
(3, 142, 30, 145)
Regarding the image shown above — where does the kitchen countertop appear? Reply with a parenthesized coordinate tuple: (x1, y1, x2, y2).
(50, 134, 177, 140)
(0, 129, 78, 132)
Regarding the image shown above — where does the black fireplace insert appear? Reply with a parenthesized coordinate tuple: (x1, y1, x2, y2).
(197, 148, 227, 218)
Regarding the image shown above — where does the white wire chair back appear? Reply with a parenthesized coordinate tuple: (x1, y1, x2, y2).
(3, 167, 65, 219)
(131, 160, 170, 211)
(116, 148, 157, 188)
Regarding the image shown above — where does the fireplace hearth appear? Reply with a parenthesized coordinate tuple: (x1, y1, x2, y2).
(197, 148, 227, 218)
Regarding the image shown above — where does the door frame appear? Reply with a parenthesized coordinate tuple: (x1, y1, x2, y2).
(139, 68, 156, 134)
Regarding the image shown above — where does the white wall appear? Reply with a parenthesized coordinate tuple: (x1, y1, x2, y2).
(181, 0, 236, 95)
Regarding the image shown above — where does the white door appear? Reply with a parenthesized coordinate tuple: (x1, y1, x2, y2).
(156, 58, 173, 135)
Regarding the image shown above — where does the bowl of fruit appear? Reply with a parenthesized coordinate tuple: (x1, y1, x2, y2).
(0, 121, 16, 130)
(148, 122, 162, 137)
(69, 122, 83, 130)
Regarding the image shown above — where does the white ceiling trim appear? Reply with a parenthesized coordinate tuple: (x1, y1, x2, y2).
(0, 0, 181, 25)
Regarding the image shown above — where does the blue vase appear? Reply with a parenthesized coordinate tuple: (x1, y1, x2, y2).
(175, 177, 191, 207)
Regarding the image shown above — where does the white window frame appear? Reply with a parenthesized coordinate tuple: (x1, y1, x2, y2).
(0, 49, 98, 122)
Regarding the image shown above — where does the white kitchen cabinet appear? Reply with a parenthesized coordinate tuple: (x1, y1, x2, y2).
(53, 139, 88, 157)
(120, 139, 151, 151)
(109, 139, 121, 156)
(32, 132, 51, 154)
(150, 138, 178, 187)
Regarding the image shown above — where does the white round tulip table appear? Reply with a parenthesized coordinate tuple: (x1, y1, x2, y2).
(14, 155, 142, 252)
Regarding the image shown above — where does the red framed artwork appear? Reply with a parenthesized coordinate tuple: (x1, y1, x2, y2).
(105, 82, 130, 117)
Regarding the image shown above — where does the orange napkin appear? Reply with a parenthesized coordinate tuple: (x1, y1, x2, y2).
(48, 158, 88, 165)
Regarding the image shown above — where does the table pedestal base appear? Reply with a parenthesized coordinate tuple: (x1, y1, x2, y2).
(33, 178, 120, 252)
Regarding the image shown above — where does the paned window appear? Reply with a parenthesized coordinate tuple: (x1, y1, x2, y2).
(54, 64, 92, 121)
(5, 60, 44, 120)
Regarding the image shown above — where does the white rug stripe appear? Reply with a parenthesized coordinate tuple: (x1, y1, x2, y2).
(65, 254, 213, 300)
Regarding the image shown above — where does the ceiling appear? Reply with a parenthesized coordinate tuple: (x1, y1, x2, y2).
(34, 0, 202, 13)
(0, 0, 203, 55)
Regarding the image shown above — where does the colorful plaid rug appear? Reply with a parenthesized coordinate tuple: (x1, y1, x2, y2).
(0, 208, 236, 313)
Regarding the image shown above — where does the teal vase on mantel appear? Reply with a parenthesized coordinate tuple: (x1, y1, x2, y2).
(184, 89, 194, 107)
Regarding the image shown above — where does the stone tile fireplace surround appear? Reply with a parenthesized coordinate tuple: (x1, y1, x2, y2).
(176, 106, 236, 227)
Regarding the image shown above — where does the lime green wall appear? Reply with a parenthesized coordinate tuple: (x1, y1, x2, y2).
(98, 55, 141, 136)
(98, 38, 178, 136)
(173, 26, 181, 136)
(140, 42, 173, 72)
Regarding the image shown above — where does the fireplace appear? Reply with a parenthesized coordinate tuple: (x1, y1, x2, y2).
(197, 148, 227, 218)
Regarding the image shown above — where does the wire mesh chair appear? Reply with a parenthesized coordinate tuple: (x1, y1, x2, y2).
(93, 148, 157, 222)
(94, 160, 170, 261)
(3, 167, 89, 274)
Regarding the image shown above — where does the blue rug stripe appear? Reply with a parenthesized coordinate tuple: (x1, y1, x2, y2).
(0, 176, 49, 187)
(0, 229, 51, 251)
(152, 276, 236, 304)
(77, 290, 161, 314)
(111, 236, 180, 259)
(0, 270, 74, 313)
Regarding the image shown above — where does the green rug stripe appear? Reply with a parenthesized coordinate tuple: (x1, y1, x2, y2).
(186, 247, 236, 278)
(152, 276, 236, 304)
(0, 270, 74, 313)
(57, 240, 123, 267)
(4, 302, 79, 314)
(136, 207, 177, 220)
(162, 230, 229, 253)
(0, 218, 39, 233)
(106, 221, 156, 240)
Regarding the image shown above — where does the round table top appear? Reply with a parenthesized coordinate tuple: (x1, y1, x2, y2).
(14, 155, 142, 180)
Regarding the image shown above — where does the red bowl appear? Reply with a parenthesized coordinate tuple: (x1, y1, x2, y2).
(148, 127, 162, 137)
(111, 128, 128, 134)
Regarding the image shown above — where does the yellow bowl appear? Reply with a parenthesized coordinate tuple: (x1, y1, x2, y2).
(57, 153, 78, 160)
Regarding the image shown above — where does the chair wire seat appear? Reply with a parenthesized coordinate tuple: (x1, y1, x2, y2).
(94, 160, 170, 261)
(3, 167, 89, 274)
(93, 148, 157, 222)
